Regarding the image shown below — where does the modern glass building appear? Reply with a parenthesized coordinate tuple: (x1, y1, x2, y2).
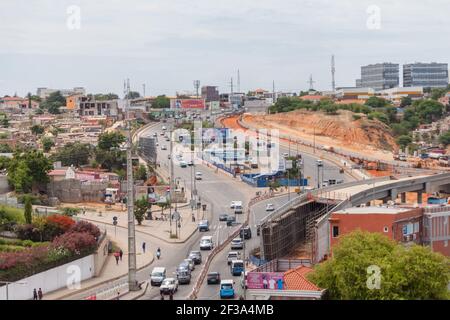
(403, 62, 449, 89)
(361, 63, 400, 90)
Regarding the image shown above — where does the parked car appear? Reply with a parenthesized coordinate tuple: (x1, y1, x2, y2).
(230, 238, 244, 250)
(240, 226, 252, 240)
(207, 272, 221, 285)
(188, 251, 202, 265)
(227, 251, 240, 265)
(219, 214, 229, 222)
(265, 203, 275, 211)
(198, 219, 210, 232)
(160, 278, 178, 295)
(226, 215, 236, 226)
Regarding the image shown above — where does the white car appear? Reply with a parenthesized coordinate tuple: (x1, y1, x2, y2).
(230, 238, 244, 250)
(227, 251, 240, 265)
(283, 153, 289, 158)
(230, 201, 242, 209)
(266, 203, 275, 211)
(195, 172, 202, 180)
(160, 278, 178, 295)
(161, 145, 167, 150)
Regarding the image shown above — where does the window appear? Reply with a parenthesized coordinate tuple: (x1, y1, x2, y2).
(383, 226, 389, 233)
(332, 226, 339, 238)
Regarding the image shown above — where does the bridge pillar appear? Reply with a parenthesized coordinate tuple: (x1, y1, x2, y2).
(390, 188, 398, 202)
(417, 191, 423, 204)
(401, 193, 406, 204)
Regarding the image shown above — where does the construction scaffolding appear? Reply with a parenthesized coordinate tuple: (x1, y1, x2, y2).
(260, 200, 334, 262)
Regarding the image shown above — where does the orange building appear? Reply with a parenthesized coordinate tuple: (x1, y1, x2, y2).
(66, 94, 83, 110)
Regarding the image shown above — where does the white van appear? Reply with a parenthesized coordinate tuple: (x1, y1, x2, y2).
(200, 236, 214, 250)
(150, 267, 167, 286)
(195, 172, 203, 180)
(234, 202, 243, 214)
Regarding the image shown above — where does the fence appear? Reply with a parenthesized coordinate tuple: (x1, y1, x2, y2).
(84, 280, 129, 300)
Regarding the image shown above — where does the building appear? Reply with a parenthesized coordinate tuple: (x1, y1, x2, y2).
(403, 62, 449, 89)
(169, 98, 206, 110)
(37, 87, 85, 99)
(335, 87, 375, 101)
(361, 63, 399, 90)
(355, 79, 362, 87)
(328, 206, 424, 251)
(0, 96, 39, 109)
(66, 94, 84, 110)
(201, 86, 219, 103)
(422, 206, 450, 257)
(377, 87, 424, 105)
(299, 95, 326, 103)
(79, 96, 118, 117)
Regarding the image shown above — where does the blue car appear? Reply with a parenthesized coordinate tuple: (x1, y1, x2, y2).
(219, 280, 235, 299)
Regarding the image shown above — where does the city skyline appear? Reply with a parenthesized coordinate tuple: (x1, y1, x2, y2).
(1, 0, 450, 96)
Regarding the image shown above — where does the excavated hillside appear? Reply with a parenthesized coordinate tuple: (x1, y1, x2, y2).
(245, 109, 398, 153)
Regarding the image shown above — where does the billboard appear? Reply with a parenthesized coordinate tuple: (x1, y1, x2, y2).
(246, 272, 285, 290)
(171, 98, 206, 109)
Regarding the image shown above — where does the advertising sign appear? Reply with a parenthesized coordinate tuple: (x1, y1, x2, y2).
(171, 98, 206, 109)
(246, 272, 285, 290)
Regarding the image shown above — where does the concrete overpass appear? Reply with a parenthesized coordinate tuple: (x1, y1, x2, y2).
(259, 173, 450, 262)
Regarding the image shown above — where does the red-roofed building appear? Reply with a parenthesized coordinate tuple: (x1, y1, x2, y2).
(283, 266, 320, 291)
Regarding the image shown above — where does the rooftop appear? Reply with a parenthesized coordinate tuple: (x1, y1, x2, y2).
(334, 206, 412, 215)
(283, 266, 320, 291)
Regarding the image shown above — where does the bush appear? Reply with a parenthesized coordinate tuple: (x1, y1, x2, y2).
(16, 224, 41, 242)
(61, 207, 81, 217)
(46, 214, 75, 233)
(69, 220, 101, 239)
(52, 231, 96, 256)
(352, 114, 362, 121)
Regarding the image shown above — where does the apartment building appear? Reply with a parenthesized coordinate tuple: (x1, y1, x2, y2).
(361, 63, 400, 90)
(403, 62, 449, 89)
(79, 96, 118, 117)
(201, 86, 220, 102)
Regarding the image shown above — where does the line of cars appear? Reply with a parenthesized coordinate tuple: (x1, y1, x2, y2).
(150, 250, 203, 296)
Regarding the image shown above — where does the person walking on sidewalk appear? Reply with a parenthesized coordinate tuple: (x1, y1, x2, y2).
(38, 288, 43, 300)
(114, 251, 120, 265)
(119, 249, 123, 261)
(33, 288, 38, 300)
(142, 242, 146, 254)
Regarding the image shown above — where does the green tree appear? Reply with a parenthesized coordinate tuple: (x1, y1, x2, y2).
(365, 96, 390, 108)
(396, 135, 412, 149)
(368, 111, 389, 124)
(134, 197, 149, 225)
(0, 144, 13, 153)
(413, 99, 444, 124)
(97, 132, 126, 151)
(7, 150, 52, 193)
(53, 142, 92, 166)
(40, 91, 66, 113)
(31, 125, 45, 135)
(126, 91, 141, 99)
(438, 131, 450, 146)
(134, 164, 148, 181)
(308, 230, 449, 300)
(431, 88, 447, 100)
(400, 96, 412, 108)
(24, 195, 33, 224)
(152, 95, 170, 109)
(94, 93, 119, 101)
(41, 137, 55, 152)
(0, 156, 10, 170)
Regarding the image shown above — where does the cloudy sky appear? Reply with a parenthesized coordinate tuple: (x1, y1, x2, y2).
(1, 0, 449, 97)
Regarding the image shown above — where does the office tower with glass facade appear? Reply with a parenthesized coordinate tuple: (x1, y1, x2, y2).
(403, 62, 448, 89)
(361, 63, 399, 90)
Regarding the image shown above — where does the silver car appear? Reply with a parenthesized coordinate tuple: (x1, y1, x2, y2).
(183, 258, 195, 271)
(160, 278, 178, 295)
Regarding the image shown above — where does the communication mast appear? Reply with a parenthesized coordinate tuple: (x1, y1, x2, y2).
(331, 55, 336, 91)
(308, 74, 316, 91)
(193, 80, 200, 98)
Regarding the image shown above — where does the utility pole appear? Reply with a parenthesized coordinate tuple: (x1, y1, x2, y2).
(169, 123, 174, 236)
(124, 79, 138, 292)
(143, 83, 146, 97)
(272, 80, 276, 104)
(193, 80, 200, 98)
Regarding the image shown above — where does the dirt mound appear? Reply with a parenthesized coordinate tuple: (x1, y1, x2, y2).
(246, 110, 398, 152)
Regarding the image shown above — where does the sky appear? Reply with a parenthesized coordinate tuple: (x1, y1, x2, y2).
(1, 0, 449, 97)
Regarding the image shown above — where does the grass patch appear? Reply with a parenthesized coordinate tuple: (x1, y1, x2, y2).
(0, 205, 25, 223)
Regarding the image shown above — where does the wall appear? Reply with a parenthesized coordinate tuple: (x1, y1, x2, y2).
(93, 234, 110, 277)
(0, 255, 95, 300)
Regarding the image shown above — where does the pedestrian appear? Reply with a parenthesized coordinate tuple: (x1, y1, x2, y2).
(114, 251, 120, 265)
(33, 288, 38, 300)
(192, 214, 195, 223)
(262, 277, 268, 289)
(142, 242, 146, 254)
(119, 249, 123, 261)
(116, 292, 120, 300)
(38, 288, 43, 300)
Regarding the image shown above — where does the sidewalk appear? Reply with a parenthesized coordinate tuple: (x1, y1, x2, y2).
(42, 228, 154, 300)
(78, 205, 199, 244)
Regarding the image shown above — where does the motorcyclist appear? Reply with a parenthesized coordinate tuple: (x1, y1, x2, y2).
(156, 247, 161, 259)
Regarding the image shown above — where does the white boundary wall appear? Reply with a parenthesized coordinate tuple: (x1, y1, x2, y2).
(0, 254, 94, 300)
